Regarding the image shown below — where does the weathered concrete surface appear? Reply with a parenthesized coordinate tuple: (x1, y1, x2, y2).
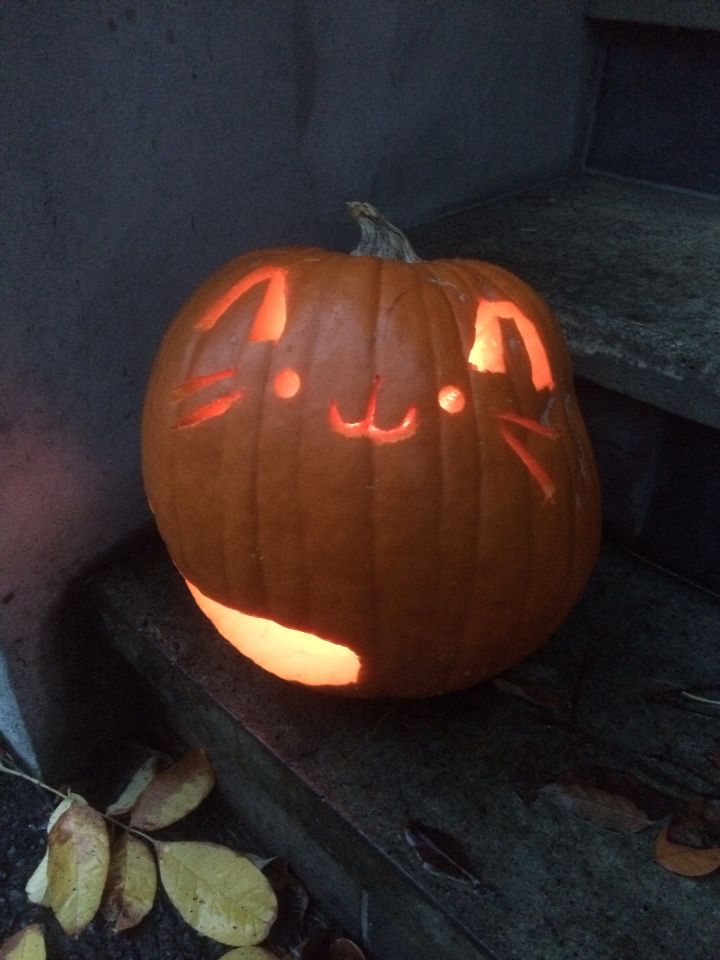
(92, 533, 720, 960)
(409, 172, 720, 431)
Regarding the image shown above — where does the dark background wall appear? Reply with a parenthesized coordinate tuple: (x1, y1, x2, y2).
(587, 21, 720, 193)
(1, 0, 592, 772)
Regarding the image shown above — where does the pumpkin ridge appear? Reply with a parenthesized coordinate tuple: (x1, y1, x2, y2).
(425, 266, 478, 690)
(367, 257, 386, 681)
(368, 257, 386, 681)
(430, 259, 491, 688)
(562, 388, 601, 616)
(548, 390, 581, 637)
(290, 255, 341, 636)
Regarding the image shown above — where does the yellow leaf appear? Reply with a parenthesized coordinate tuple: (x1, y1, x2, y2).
(218, 949, 277, 960)
(654, 825, 720, 877)
(106, 754, 162, 817)
(26, 795, 82, 906)
(24, 851, 51, 908)
(102, 833, 157, 932)
(0, 924, 46, 959)
(157, 841, 277, 946)
(47, 802, 110, 936)
(130, 748, 215, 831)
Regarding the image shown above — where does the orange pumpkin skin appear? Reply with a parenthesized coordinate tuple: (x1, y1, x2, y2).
(142, 209, 600, 698)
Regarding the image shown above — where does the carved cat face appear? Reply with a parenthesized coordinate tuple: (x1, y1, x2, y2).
(171, 263, 559, 500)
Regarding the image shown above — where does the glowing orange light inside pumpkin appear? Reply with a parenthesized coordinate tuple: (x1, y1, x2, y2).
(174, 389, 246, 429)
(497, 413, 558, 502)
(173, 368, 237, 399)
(330, 376, 417, 444)
(470, 300, 554, 391)
(438, 384, 466, 414)
(273, 368, 301, 399)
(186, 581, 360, 686)
(196, 265, 288, 342)
(497, 411, 558, 439)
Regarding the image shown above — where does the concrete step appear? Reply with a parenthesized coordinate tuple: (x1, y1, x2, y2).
(89, 533, 720, 960)
(407, 172, 720, 432)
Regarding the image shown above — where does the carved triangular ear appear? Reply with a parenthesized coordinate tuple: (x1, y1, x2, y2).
(498, 315, 541, 418)
(194, 264, 288, 341)
(468, 299, 554, 392)
(247, 267, 288, 343)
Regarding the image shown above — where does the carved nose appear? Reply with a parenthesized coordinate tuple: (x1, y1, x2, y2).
(329, 376, 418, 445)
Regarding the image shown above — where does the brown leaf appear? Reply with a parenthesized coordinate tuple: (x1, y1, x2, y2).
(297, 931, 336, 960)
(654, 825, 720, 877)
(101, 833, 157, 932)
(130, 748, 215, 831)
(0, 925, 46, 959)
(493, 676, 565, 711)
(667, 798, 720, 849)
(405, 820, 490, 892)
(296, 932, 366, 960)
(540, 766, 673, 833)
(328, 938, 366, 960)
(47, 802, 110, 937)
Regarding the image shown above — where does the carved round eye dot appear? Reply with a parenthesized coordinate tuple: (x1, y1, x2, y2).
(274, 368, 301, 399)
(438, 384, 466, 414)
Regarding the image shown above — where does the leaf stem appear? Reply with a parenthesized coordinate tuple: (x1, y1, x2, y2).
(104, 813, 155, 844)
(0, 758, 154, 843)
(0, 759, 68, 800)
(682, 691, 720, 707)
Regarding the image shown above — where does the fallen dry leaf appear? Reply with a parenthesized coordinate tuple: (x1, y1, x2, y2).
(25, 795, 79, 906)
(0, 925, 46, 960)
(492, 676, 565, 711)
(405, 820, 490, 892)
(47, 801, 110, 936)
(243, 852, 279, 871)
(328, 938, 366, 959)
(157, 840, 277, 946)
(667, 797, 720, 849)
(130, 748, 215, 831)
(654, 825, 720, 877)
(540, 766, 672, 833)
(102, 833, 157, 932)
(297, 931, 336, 960)
(106, 753, 163, 818)
(218, 948, 278, 959)
(297, 932, 366, 960)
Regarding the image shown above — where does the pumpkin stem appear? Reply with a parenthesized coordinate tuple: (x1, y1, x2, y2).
(347, 202, 421, 263)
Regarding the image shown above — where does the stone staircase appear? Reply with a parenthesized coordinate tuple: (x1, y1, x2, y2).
(89, 172, 720, 959)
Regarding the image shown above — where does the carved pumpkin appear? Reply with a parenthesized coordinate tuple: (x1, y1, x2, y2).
(142, 203, 600, 698)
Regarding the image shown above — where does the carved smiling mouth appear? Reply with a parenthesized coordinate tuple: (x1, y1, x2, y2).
(329, 375, 418, 444)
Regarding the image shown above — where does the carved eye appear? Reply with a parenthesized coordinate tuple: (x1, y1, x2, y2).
(273, 368, 301, 399)
(438, 384, 466, 414)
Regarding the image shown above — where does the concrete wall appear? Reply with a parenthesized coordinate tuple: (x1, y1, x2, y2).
(587, 21, 720, 194)
(1, 0, 592, 774)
